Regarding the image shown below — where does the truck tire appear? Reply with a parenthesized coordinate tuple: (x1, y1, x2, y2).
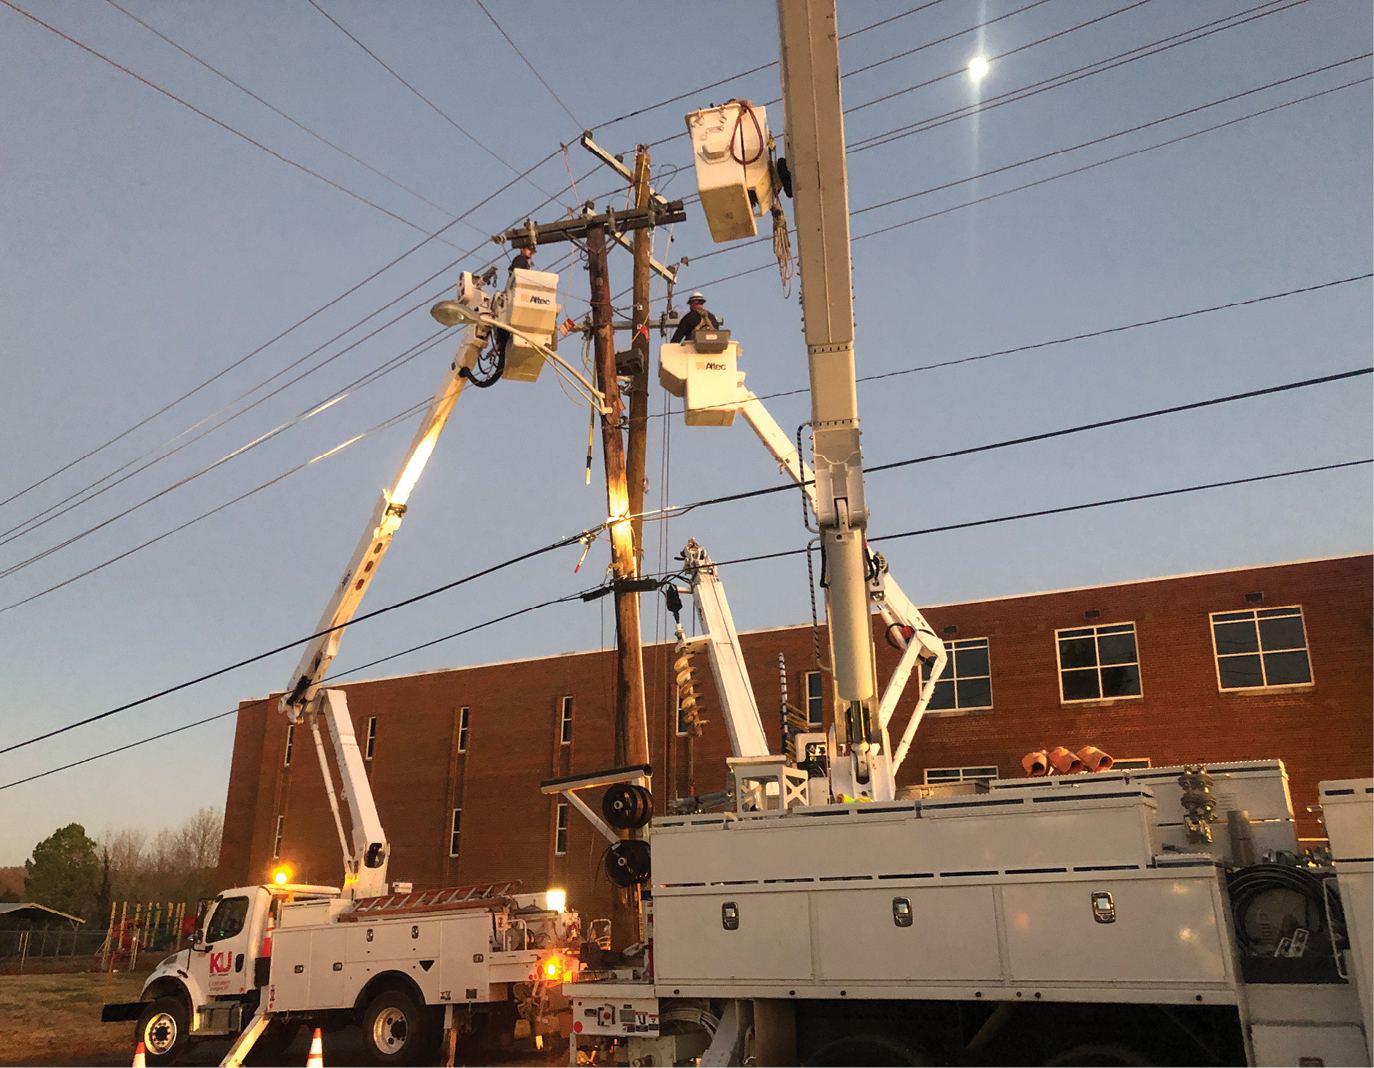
(803, 1033, 930, 1066)
(362, 988, 434, 1066)
(134, 996, 190, 1066)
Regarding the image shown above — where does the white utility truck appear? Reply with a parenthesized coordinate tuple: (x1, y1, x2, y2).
(563, 2, 1374, 1065)
(103, 268, 593, 1066)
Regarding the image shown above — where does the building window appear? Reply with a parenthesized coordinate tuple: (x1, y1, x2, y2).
(560, 697, 573, 745)
(804, 671, 824, 729)
(924, 766, 998, 784)
(365, 717, 377, 760)
(1056, 622, 1142, 703)
(284, 724, 294, 767)
(272, 816, 285, 859)
(457, 707, 470, 753)
(555, 803, 569, 856)
(1211, 606, 1312, 690)
(919, 638, 992, 712)
(1113, 758, 1151, 770)
(449, 809, 462, 857)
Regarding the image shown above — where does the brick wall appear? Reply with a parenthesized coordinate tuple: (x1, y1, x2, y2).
(217, 555, 1372, 928)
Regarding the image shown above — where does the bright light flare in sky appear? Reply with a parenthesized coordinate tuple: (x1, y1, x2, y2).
(968, 56, 990, 82)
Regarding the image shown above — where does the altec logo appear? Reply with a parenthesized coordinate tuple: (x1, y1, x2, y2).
(210, 951, 233, 975)
(703, 362, 726, 371)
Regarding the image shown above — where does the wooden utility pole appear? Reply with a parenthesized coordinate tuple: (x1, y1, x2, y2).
(626, 146, 652, 570)
(585, 223, 650, 770)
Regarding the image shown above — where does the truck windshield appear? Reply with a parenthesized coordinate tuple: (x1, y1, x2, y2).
(205, 896, 249, 943)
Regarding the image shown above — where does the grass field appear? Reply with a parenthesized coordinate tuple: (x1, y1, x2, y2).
(0, 969, 150, 1066)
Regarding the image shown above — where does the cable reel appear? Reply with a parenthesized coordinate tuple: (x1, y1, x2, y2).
(605, 839, 651, 888)
(602, 783, 653, 830)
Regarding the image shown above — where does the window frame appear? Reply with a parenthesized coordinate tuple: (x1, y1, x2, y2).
(804, 671, 824, 730)
(272, 815, 284, 859)
(283, 724, 294, 767)
(555, 803, 569, 856)
(924, 765, 999, 784)
(559, 696, 573, 745)
(364, 716, 377, 761)
(449, 808, 462, 858)
(205, 896, 250, 943)
(457, 707, 470, 753)
(1054, 621, 1144, 705)
(1210, 605, 1314, 692)
(918, 637, 994, 715)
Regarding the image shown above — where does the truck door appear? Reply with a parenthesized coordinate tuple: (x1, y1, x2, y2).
(194, 894, 255, 997)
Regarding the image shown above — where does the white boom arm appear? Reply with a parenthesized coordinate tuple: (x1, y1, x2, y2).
(277, 290, 492, 896)
(281, 325, 487, 717)
(777, 0, 882, 764)
(740, 393, 946, 777)
(680, 539, 771, 758)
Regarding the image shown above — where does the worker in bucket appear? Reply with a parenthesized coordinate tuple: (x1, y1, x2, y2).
(670, 291, 720, 343)
(494, 245, 535, 361)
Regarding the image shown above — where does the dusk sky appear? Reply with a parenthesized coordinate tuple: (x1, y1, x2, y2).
(1, 0, 1369, 866)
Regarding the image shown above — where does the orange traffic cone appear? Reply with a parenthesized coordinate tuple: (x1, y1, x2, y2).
(307, 1027, 324, 1067)
(131, 1041, 147, 1068)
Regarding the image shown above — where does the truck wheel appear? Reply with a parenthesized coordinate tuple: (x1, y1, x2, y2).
(803, 1033, 930, 1066)
(1044, 1044, 1152, 1066)
(134, 996, 190, 1066)
(362, 989, 433, 1066)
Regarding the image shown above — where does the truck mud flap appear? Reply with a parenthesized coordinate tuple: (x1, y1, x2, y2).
(101, 1002, 144, 1023)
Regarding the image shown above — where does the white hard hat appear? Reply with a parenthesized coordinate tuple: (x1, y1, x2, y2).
(688, 291, 706, 302)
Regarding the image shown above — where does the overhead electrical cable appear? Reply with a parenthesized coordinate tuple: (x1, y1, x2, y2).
(0, 526, 594, 756)
(628, 367, 1372, 521)
(105, 0, 480, 236)
(0, 145, 564, 514)
(0, 0, 473, 242)
(473, 0, 582, 128)
(849, 75, 1372, 243)
(683, 77, 1368, 296)
(0, 392, 441, 614)
(844, 0, 1058, 80)
(5, 455, 1367, 789)
(0, 327, 455, 584)
(5, 366, 1367, 753)
(305, 0, 561, 203)
(847, 0, 1309, 149)
(694, 460, 1372, 572)
(851, 54, 1373, 216)
(589, 0, 952, 131)
(0, 591, 589, 792)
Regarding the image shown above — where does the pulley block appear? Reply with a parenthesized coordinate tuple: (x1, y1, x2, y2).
(602, 783, 653, 830)
(605, 838, 651, 888)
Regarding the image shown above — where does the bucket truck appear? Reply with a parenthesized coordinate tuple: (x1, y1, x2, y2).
(563, 2, 1374, 1065)
(101, 268, 589, 1066)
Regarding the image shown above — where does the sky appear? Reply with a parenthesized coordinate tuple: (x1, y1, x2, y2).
(0, 0, 1369, 866)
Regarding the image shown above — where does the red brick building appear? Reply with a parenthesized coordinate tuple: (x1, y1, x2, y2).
(217, 554, 1372, 926)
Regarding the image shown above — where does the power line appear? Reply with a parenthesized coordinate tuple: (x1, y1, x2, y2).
(0, 338, 454, 607)
(7, 455, 1368, 790)
(0, 146, 563, 515)
(847, 0, 1307, 151)
(844, 0, 1056, 80)
(850, 75, 1371, 244)
(473, 0, 581, 129)
(633, 366, 1371, 518)
(851, 54, 1372, 217)
(0, 527, 592, 757)
(105, 0, 479, 235)
(305, 0, 560, 203)
(7, 362, 1367, 754)
(0, 0, 463, 239)
(0, 590, 588, 792)
(685, 75, 1367, 295)
(590, 0, 953, 131)
(702, 459, 1373, 570)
